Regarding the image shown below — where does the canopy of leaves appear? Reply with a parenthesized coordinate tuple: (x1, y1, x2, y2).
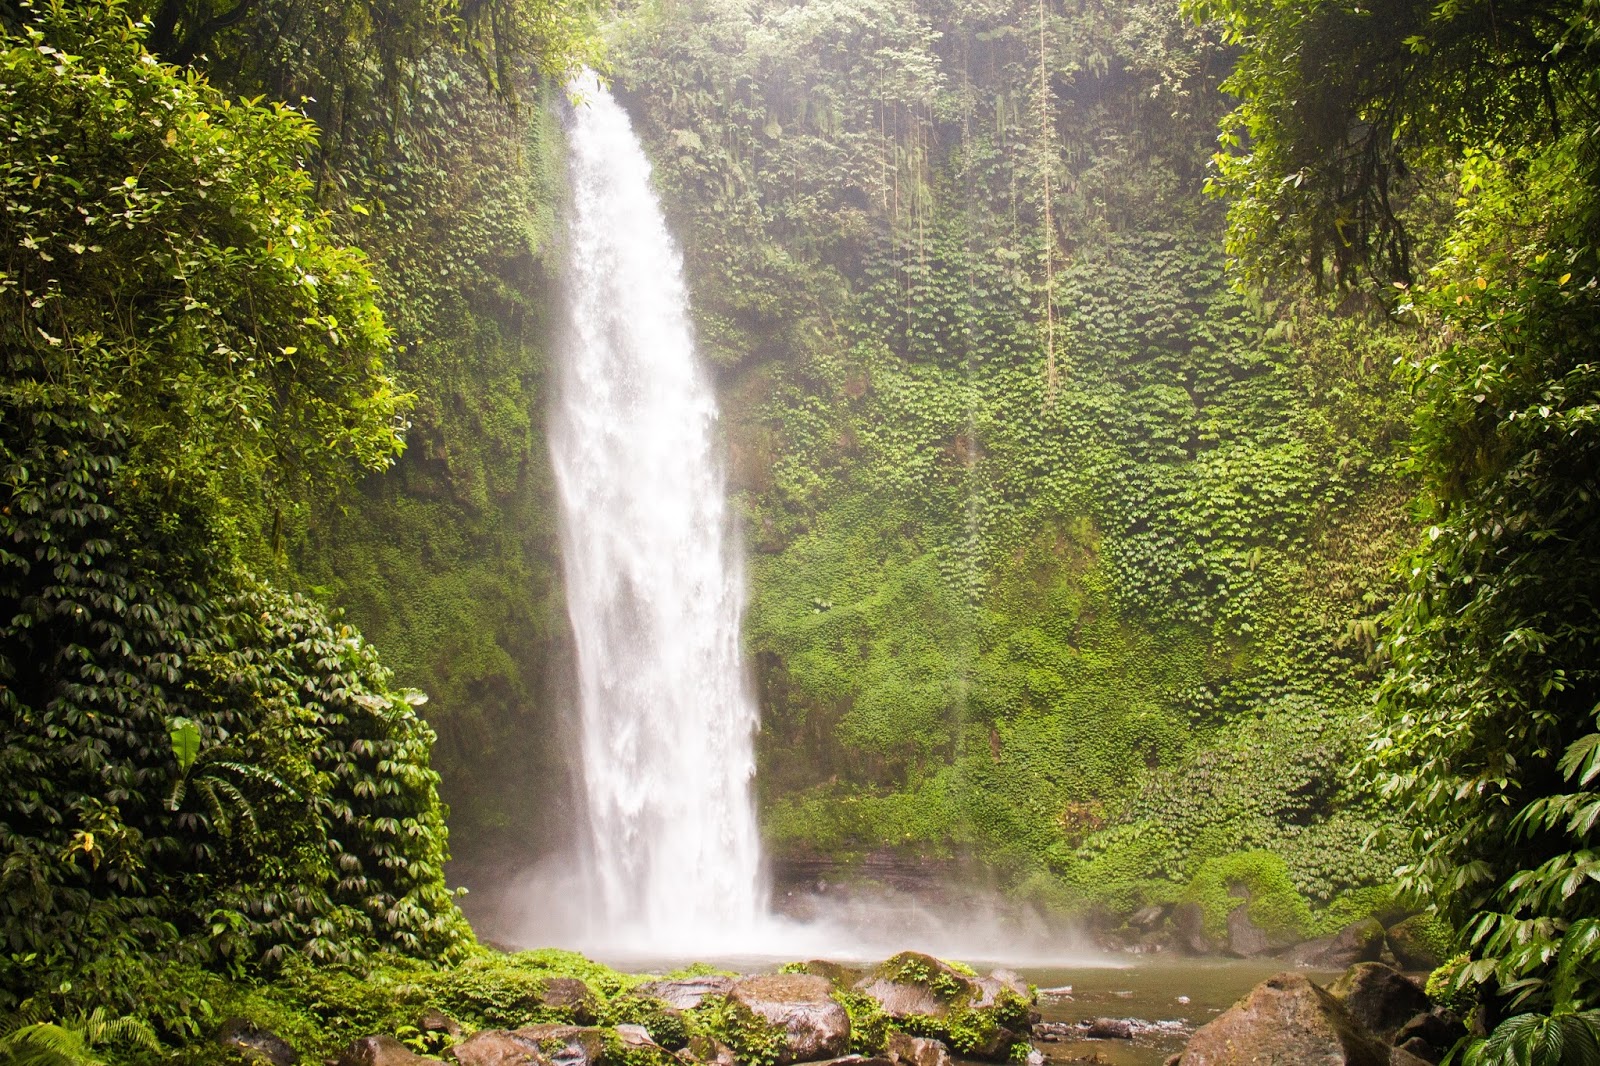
(1191, 0, 1600, 1035)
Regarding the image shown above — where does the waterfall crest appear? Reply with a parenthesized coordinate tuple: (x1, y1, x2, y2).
(549, 71, 768, 951)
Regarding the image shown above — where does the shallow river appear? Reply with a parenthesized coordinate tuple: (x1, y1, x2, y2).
(1018, 958, 1335, 1065)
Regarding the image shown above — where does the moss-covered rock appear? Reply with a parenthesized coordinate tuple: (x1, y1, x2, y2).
(1386, 914, 1454, 972)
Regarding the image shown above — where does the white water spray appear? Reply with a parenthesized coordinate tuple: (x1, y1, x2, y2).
(549, 71, 767, 953)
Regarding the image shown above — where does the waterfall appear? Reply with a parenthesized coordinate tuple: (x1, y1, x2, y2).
(549, 71, 768, 952)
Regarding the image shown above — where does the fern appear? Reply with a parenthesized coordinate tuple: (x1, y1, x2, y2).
(0, 1008, 158, 1066)
(1454, 1010, 1600, 1066)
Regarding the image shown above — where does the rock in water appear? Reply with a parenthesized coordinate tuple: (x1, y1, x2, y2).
(446, 1032, 549, 1066)
(218, 1019, 300, 1066)
(887, 1033, 952, 1066)
(1226, 905, 1270, 958)
(1173, 903, 1216, 956)
(731, 974, 852, 1065)
(1328, 964, 1432, 1044)
(1084, 1019, 1133, 1040)
(1283, 918, 1389, 970)
(337, 1037, 441, 1066)
(1174, 972, 1392, 1066)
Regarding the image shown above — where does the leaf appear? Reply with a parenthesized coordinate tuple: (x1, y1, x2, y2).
(168, 716, 200, 774)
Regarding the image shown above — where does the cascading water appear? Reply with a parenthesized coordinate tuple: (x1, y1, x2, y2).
(549, 71, 768, 953)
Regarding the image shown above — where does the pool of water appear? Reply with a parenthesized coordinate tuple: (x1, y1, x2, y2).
(1017, 958, 1334, 1065)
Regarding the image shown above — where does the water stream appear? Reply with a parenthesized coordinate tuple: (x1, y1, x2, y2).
(548, 71, 767, 953)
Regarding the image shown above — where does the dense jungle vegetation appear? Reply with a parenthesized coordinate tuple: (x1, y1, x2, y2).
(1, 0, 1598, 1060)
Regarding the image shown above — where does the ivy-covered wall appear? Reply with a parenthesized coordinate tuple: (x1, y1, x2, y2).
(607, 0, 1421, 923)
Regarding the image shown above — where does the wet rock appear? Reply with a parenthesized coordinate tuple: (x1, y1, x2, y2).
(1173, 903, 1216, 956)
(1173, 972, 1392, 1066)
(1391, 1047, 1433, 1066)
(1285, 918, 1389, 969)
(1328, 963, 1432, 1044)
(1083, 1019, 1132, 1040)
(887, 1033, 951, 1066)
(511, 1026, 608, 1066)
(730, 973, 851, 1065)
(807, 1057, 893, 1066)
(218, 1018, 300, 1066)
(615, 1027, 666, 1053)
(1226, 905, 1270, 958)
(419, 1011, 462, 1039)
(1386, 916, 1447, 972)
(337, 1036, 440, 1066)
(446, 1031, 549, 1066)
(640, 977, 736, 1012)
(973, 969, 1029, 1009)
(854, 954, 974, 1019)
(789, 961, 866, 989)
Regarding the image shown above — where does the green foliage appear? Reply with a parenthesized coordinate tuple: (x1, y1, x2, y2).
(0, 390, 471, 1004)
(615, 0, 1416, 922)
(686, 996, 785, 1066)
(0, 1009, 157, 1066)
(1198, 0, 1600, 1024)
(0, 1, 408, 539)
(1458, 1010, 1600, 1066)
(1179, 850, 1313, 942)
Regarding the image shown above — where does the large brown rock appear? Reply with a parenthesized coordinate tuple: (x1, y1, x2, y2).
(639, 977, 737, 1012)
(731, 974, 852, 1065)
(852, 954, 976, 1019)
(1227, 906, 1271, 958)
(1328, 964, 1431, 1044)
(337, 1037, 441, 1066)
(446, 1031, 549, 1066)
(1282, 919, 1389, 970)
(887, 1034, 951, 1066)
(1174, 903, 1217, 956)
(1174, 972, 1392, 1066)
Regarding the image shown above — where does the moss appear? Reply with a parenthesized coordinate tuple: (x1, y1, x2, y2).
(685, 995, 787, 1066)
(1181, 850, 1314, 942)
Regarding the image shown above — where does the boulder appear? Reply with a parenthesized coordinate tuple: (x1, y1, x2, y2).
(887, 1033, 951, 1066)
(1284, 918, 1389, 969)
(1084, 1018, 1133, 1039)
(337, 1037, 441, 1066)
(959, 1026, 1027, 1062)
(640, 977, 736, 1012)
(1391, 1048, 1433, 1066)
(854, 954, 974, 1019)
(1386, 916, 1447, 972)
(1173, 972, 1392, 1066)
(972, 969, 1029, 1010)
(419, 1011, 463, 1039)
(615, 1027, 666, 1053)
(446, 1031, 549, 1066)
(1226, 905, 1270, 958)
(1328, 964, 1431, 1044)
(511, 1026, 609, 1066)
(1173, 903, 1216, 956)
(1391, 1009, 1466, 1064)
(730, 973, 852, 1065)
(218, 1018, 299, 1066)
(1131, 904, 1169, 931)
